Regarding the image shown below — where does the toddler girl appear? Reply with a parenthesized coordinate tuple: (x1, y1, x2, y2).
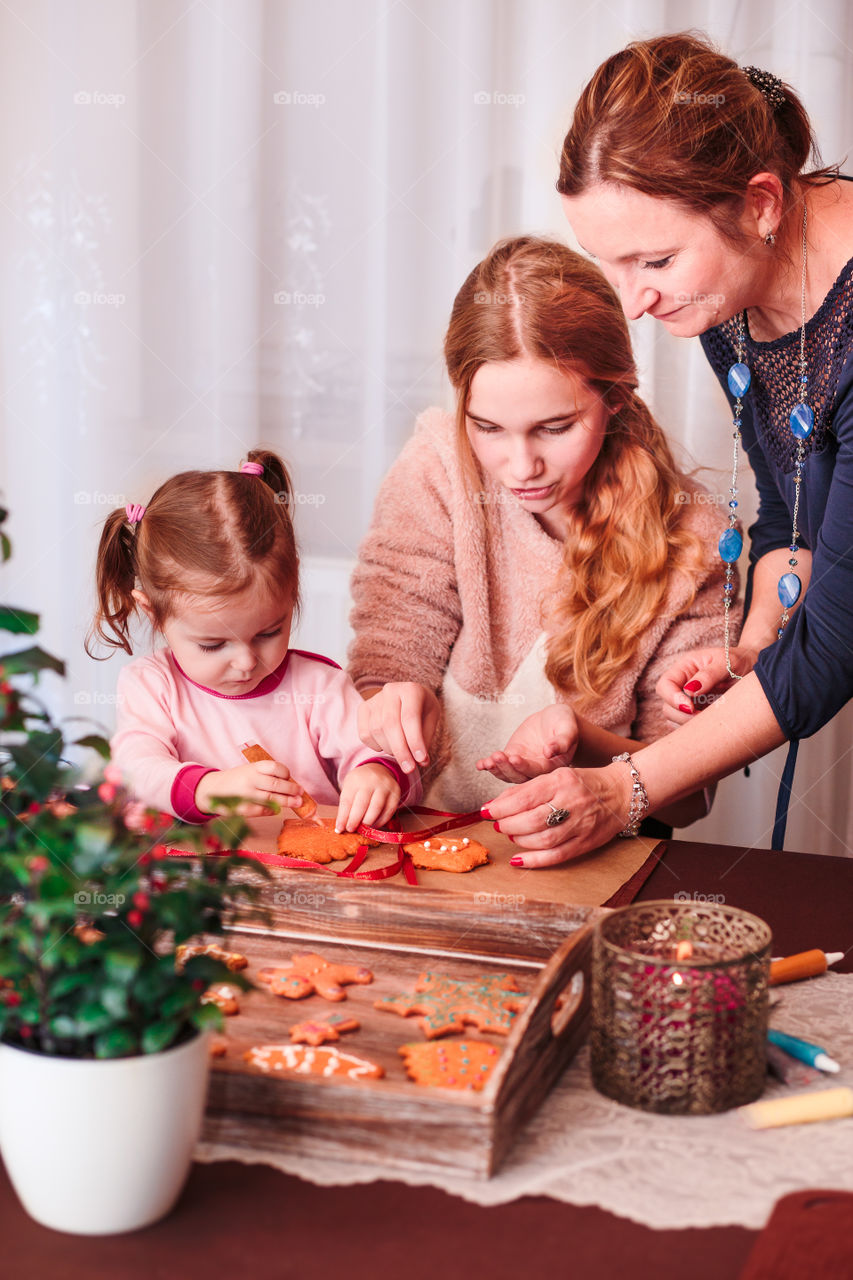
(90, 450, 416, 830)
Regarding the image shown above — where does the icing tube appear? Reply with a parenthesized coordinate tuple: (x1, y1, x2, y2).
(769, 949, 844, 985)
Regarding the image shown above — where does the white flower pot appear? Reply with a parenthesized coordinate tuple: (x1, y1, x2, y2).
(0, 1031, 210, 1235)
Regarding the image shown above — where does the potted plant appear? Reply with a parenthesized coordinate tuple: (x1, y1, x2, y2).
(0, 506, 265, 1234)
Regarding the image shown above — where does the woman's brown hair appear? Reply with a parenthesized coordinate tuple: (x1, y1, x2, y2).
(88, 449, 299, 656)
(557, 31, 837, 246)
(444, 235, 708, 708)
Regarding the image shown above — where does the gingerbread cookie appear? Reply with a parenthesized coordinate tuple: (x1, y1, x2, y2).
(276, 817, 375, 864)
(201, 983, 241, 1015)
(258, 952, 374, 1001)
(289, 1013, 360, 1046)
(244, 1043, 384, 1081)
(209, 1035, 229, 1058)
(403, 835, 489, 873)
(242, 742, 318, 820)
(176, 942, 248, 971)
(399, 1040, 500, 1091)
(375, 971, 530, 1039)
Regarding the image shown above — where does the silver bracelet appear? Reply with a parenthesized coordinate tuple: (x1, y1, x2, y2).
(612, 752, 650, 838)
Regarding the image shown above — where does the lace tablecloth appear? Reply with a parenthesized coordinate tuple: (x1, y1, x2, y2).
(196, 972, 853, 1230)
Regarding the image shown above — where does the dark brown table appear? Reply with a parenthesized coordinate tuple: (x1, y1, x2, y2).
(5, 840, 853, 1280)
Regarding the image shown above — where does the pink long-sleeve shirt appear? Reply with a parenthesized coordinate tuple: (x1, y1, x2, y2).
(111, 647, 417, 822)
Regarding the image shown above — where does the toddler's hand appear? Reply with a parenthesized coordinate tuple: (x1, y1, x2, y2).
(335, 762, 401, 833)
(195, 759, 305, 818)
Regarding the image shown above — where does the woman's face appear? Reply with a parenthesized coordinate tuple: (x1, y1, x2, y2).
(465, 355, 610, 537)
(562, 184, 762, 336)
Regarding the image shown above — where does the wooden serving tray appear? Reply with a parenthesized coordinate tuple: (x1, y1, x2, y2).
(203, 881, 600, 1178)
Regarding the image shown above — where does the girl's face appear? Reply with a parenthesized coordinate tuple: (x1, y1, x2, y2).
(161, 579, 294, 695)
(562, 184, 763, 336)
(465, 355, 610, 538)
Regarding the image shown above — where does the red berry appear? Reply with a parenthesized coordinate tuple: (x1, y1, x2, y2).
(28, 855, 49, 874)
(192, 979, 205, 991)
(141, 815, 156, 832)
(152, 844, 168, 860)
(138, 852, 152, 866)
(127, 909, 144, 928)
(19, 1024, 32, 1038)
(26, 802, 42, 815)
(0, 681, 13, 696)
(98, 782, 117, 803)
(4, 991, 21, 1007)
(132, 891, 150, 910)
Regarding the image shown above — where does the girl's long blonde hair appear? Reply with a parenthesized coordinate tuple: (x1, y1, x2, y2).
(443, 236, 707, 709)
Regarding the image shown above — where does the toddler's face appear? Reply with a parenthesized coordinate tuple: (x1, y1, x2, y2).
(162, 580, 294, 695)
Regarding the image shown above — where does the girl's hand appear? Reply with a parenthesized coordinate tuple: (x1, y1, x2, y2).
(485, 763, 632, 868)
(477, 705, 580, 783)
(335, 762, 401, 833)
(656, 646, 758, 727)
(195, 760, 304, 818)
(357, 682, 440, 774)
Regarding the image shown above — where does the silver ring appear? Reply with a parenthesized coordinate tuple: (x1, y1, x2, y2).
(545, 803, 571, 828)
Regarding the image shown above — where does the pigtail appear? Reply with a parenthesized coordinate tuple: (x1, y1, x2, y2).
(86, 509, 140, 656)
(245, 448, 295, 514)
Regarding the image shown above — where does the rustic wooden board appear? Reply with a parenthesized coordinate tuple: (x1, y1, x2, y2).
(239, 810, 659, 908)
(204, 913, 596, 1178)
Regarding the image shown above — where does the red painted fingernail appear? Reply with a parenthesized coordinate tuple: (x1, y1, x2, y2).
(678, 703, 694, 715)
(683, 680, 701, 692)
(480, 807, 492, 819)
(510, 856, 524, 867)
(493, 821, 501, 833)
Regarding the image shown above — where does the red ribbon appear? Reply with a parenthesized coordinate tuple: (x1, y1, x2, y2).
(165, 806, 483, 886)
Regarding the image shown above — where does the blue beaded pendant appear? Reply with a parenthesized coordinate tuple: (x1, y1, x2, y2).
(718, 528, 744, 564)
(727, 363, 751, 398)
(790, 403, 814, 440)
(778, 572, 802, 608)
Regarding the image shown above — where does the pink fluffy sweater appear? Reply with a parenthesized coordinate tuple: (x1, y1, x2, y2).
(348, 408, 741, 810)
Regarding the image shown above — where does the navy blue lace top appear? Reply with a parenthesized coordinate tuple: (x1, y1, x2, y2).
(700, 246, 853, 740)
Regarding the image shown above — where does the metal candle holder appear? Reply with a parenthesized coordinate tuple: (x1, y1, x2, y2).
(590, 900, 771, 1115)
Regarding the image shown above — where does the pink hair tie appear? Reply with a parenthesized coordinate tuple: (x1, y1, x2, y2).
(240, 461, 265, 477)
(125, 503, 146, 524)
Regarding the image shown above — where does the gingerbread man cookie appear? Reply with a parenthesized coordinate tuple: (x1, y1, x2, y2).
(244, 1043, 384, 1081)
(258, 952, 374, 1001)
(399, 1040, 500, 1091)
(288, 1013, 360, 1046)
(375, 971, 530, 1038)
(176, 942, 248, 971)
(402, 836, 490, 873)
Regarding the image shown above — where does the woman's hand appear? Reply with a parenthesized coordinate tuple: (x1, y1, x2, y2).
(484, 763, 633, 868)
(476, 704, 580, 783)
(195, 760, 303, 818)
(656, 645, 758, 727)
(357, 681, 440, 774)
(335, 762, 401, 833)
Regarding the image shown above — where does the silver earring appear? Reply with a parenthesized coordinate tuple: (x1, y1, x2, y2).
(764, 230, 777, 246)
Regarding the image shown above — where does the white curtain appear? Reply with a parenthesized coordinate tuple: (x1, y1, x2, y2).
(2, 0, 852, 854)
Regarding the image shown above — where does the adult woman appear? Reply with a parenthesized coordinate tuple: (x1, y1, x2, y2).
(486, 33, 853, 864)
(348, 235, 734, 826)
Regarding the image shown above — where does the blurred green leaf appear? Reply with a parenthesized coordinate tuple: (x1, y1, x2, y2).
(142, 1020, 181, 1055)
(0, 610, 40, 637)
(0, 643, 63, 671)
(94, 1028, 138, 1059)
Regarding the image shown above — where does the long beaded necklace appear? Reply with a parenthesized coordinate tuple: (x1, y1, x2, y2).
(720, 204, 812, 679)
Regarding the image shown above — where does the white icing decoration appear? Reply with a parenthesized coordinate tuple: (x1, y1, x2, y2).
(463, 838, 470, 845)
